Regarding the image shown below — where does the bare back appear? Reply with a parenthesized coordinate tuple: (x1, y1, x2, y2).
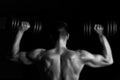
(62, 50, 85, 80)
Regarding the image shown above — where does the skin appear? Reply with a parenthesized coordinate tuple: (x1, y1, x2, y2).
(12, 22, 114, 80)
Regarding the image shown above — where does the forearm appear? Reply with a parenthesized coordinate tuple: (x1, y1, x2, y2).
(99, 35, 113, 63)
(13, 30, 24, 57)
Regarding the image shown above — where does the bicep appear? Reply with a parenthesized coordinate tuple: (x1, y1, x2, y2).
(80, 50, 109, 67)
(12, 51, 32, 65)
(12, 49, 46, 64)
(14, 48, 45, 64)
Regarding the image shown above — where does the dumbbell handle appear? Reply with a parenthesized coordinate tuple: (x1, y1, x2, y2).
(12, 20, 42, 32)
(12, 20, 30, 28)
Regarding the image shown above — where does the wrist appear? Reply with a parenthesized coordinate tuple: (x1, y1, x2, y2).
(99, 34, 104, 42)
(98, 33, 103, 37)
(19, 30, 25, 33)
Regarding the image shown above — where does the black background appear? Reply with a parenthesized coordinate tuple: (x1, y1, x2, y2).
(0, 0, 120, 80)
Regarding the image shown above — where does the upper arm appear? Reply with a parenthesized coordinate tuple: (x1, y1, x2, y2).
(12, 49, 46, 64)
(29, 48, 46, 60)
(11, 51, 32, 65)
(80, 50, 111, 67)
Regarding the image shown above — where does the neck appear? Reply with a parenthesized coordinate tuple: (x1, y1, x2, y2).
(56, 38, 67, 48)
(55, 37, 67, 53)
(59, 38, 67, 48)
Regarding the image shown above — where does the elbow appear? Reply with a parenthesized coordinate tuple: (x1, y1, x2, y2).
(98, 58, 114, 67)
(98, 60, 114, 67)
(104, 59, 114, 66)
(104, 55, 114, 65)
(108, 59, 114, 65)
(107, 56, 114, 65)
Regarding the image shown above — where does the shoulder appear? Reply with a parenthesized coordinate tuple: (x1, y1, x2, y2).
(29, 48, 46, 59)
(76, 50, 93, 57)
(33, 48, 46, 53)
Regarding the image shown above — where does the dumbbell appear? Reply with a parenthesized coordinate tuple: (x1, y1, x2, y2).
(12, 19, 42, 32)
(84, 22, 118, 36)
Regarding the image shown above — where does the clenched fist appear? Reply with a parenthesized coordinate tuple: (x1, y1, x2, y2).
(19, 21, 30, 32)
(94, 24, 104, 36)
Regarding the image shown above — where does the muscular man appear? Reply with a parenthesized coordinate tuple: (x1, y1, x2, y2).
(11, 22, 113, 80)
